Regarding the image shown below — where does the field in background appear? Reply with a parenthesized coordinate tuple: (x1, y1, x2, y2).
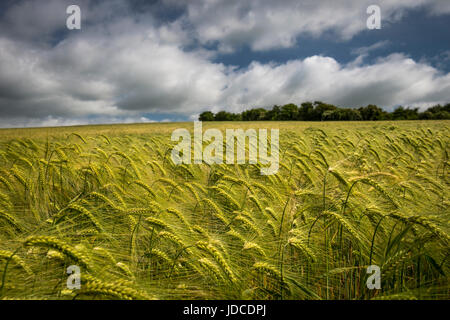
(0, 121, 448, 300)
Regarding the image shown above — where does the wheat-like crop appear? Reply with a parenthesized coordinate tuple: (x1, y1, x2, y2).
(0, 121, 447, 300)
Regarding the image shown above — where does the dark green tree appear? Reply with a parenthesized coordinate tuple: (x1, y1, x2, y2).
(214, 111, 241, 121)
(242, 108, 267, 121)
(358, 104, 387, 121)
(198, 111, 215, 121)
(312, 102, 337, 121)
(280, 103, 299, 120)
(264, 105, 281, 120)
(298, 102, 314, 120)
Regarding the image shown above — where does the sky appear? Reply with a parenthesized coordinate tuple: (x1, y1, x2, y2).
(0, 0, 449, 127)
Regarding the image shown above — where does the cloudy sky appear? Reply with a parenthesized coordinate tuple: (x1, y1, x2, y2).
(0, 0, 449, 127)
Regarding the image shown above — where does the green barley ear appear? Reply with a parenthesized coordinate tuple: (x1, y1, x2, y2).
(348, 177, 399, 208)
(115, 262, 135, 279)
(0, 191, 12, 210)
(248, 195, 265, 215)
(201, 198, 229, 225)
(215, 187, 241, 210)
(0, 176, 13, 191)
(183, 183, 201, 204)
(0, 210, 24, 232)
(10, 166, 27, 189)
(251, 182, 276, 200)
(145, 216, 170, 230)
(324, 211, 362, 244)
(93, 247, 116, 264)
(328, 168, 349, 190)
(198, 258, 225, 283)
(69, 133, 87, 144)
(0, 250, 32, 275)
(89, 192, 123, 211)
(99, 134, 111, 144)
(150, 161, 166, 176)
(166, 208, 191, 230)
(243, 242, 266, 257)
(132, 180, 156, 198)
(196, 241, 237, 284)
(78, 275, 153, 300)
(67, 204, 103, 232)
(288, 238, 316, 262)
(264, 207, 277, 221)
(146, 248, 172, 265)
(158, 231, 185, 248)
(267, 219, 278, 237)
(23, 236, 91, 269)
(252, 261, 280, 276)
(234, 214, 261, 236)
(408, 216, 449, 244)
(192, 225, 211, 240)
(226, 229, 246, 243)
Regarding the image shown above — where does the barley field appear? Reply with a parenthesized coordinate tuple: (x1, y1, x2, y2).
(0, 121, 448, 300)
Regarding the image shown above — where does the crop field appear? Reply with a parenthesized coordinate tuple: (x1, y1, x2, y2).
(0, 121, 448, 300)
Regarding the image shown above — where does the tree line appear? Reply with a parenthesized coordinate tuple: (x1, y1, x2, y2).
(199, 102, 450, 121)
